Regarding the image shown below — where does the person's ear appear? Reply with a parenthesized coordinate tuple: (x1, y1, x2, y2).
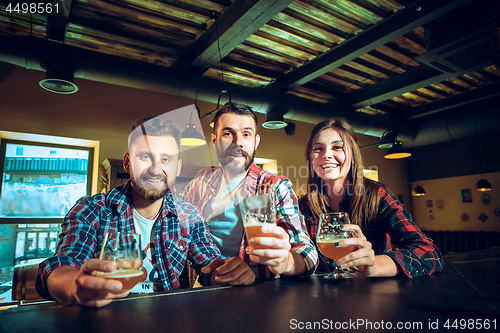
(123, 153, 131, 172)
(176, 159, 182, 177)
(255, 133, 261, 150)
(211, 133, 217, 150)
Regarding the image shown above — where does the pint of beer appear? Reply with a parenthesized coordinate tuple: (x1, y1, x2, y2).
(243, 184, 278, 249)
(97, 232, 143, 291)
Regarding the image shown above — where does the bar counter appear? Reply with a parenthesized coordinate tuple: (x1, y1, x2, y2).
(2, 248, 499, 333)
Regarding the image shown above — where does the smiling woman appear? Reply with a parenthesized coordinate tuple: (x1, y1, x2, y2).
(299, 117, 443, 279)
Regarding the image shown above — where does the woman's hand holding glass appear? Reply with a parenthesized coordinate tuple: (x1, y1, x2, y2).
(322, 222, 400, 278)
(331, 224, 377, 277)
(317, 212, 356, 279)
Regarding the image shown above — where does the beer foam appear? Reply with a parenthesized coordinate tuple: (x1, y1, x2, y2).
(245, 222, 268, 226)
(317, 237, 345, 243)
(96, 270, 143, 279)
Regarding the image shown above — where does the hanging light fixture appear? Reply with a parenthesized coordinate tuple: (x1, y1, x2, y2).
(472, 114, 492, 191)
(384, 141, 411, 159)
(262, 107, 287, 129)
(476, 179, 492, 192)
(360, 130, 410, 159)
(181, 105, 206, 147)
(378, 130, 397, 149)
(412, 185, 426, 196)
(39, 62, 78, 94)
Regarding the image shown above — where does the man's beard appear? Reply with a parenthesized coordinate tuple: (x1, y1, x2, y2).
(130, 169, 169, 201)
(217, 144, 255, 177)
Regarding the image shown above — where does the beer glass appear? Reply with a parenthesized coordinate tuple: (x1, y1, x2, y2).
(316, 212, 356, 279)
(97, 231, 143, 291)
(242, 184, 277, 249)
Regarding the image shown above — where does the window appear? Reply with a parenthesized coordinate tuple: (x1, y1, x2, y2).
(0, 132, 99, 304)
(0, 140, 94, 222)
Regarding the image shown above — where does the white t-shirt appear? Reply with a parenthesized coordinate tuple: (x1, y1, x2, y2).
(133, 208, 161, 291)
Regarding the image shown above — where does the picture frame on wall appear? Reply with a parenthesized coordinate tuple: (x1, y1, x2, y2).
(461, 189, 472, 203)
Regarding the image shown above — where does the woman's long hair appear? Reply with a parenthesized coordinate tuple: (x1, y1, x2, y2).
(305, 117, 381, 227)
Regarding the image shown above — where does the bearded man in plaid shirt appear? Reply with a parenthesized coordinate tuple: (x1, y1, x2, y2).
(36, 115, 254, 307)
(181, 103, 318, 280)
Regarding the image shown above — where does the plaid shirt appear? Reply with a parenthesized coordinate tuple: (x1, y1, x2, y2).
(299, 184, 443, 278)
(180, 163, 318, 278)
(36, 181, 221, 300)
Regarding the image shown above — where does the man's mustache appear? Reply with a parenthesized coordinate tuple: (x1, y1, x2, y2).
(139, 171, 168, 183)
(224, 146, 249, 158)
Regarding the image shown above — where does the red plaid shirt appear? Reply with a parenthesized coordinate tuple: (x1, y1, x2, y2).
(180, 163, 318, 278)
(299, 184, 443, 278)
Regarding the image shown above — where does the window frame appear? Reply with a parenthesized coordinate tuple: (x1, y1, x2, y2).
(0, 139, 95, 225)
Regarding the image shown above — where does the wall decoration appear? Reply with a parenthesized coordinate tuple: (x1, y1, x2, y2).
(436, 199, 444, 209)
(481, 193, 492, 205)
(428, 209, 434, 219)
(461, 189, 472, 203)
(460, 213, 469, 222)
(426, 200, 433, 208)
(494, 208, 500, 217)
(478, 213, 488, 223)
(397, 194, 404, 204)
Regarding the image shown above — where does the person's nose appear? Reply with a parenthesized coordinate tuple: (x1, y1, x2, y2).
(323, 148, 333, 160)
(233, 133, 244, 147)
(149, 157, 163, 175)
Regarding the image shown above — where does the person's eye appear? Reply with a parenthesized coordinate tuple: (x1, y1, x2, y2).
(312, 147, 322, 152)
(222, 132, 233, 137)
(140, 155, 151, 160)
(334, 145, 344, 150)
(243, 132, 252, 138)
(162, 157, 171, 163)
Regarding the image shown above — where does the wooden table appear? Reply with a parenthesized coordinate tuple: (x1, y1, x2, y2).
(1, 248, 499, 333)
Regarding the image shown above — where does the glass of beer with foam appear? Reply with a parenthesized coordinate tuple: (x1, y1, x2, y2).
(317, 212, 356, 279)
(97, 231, 143, 291)
(242, 184, 277, 249)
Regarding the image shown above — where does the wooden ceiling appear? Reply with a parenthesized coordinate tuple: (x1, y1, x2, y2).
(1, 0, 499, 123)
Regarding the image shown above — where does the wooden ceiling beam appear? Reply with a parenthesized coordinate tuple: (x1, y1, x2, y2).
(266, 0, 474, 91)
(405, 81, 500, 120)
(171, 0, 295, 72)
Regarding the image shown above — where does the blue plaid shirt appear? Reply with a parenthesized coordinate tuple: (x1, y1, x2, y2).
(36, 181, 221, 300)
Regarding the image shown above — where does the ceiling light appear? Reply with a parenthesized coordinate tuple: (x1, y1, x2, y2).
(181, 123, 206, 146)
(39, 63, 78, 94)
(475, 179, 492, 192)
(262, 108, 287, 129)
(378, 130, 397, 149)
(384, 141, 411, 159)
(412, 185, 426, 196)
(472, 114, 492, 192)
(180, 104, 206, 147)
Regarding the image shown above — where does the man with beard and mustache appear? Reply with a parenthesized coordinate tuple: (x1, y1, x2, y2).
(182, 103, 318, 280)
(36, 115, 254, 308)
